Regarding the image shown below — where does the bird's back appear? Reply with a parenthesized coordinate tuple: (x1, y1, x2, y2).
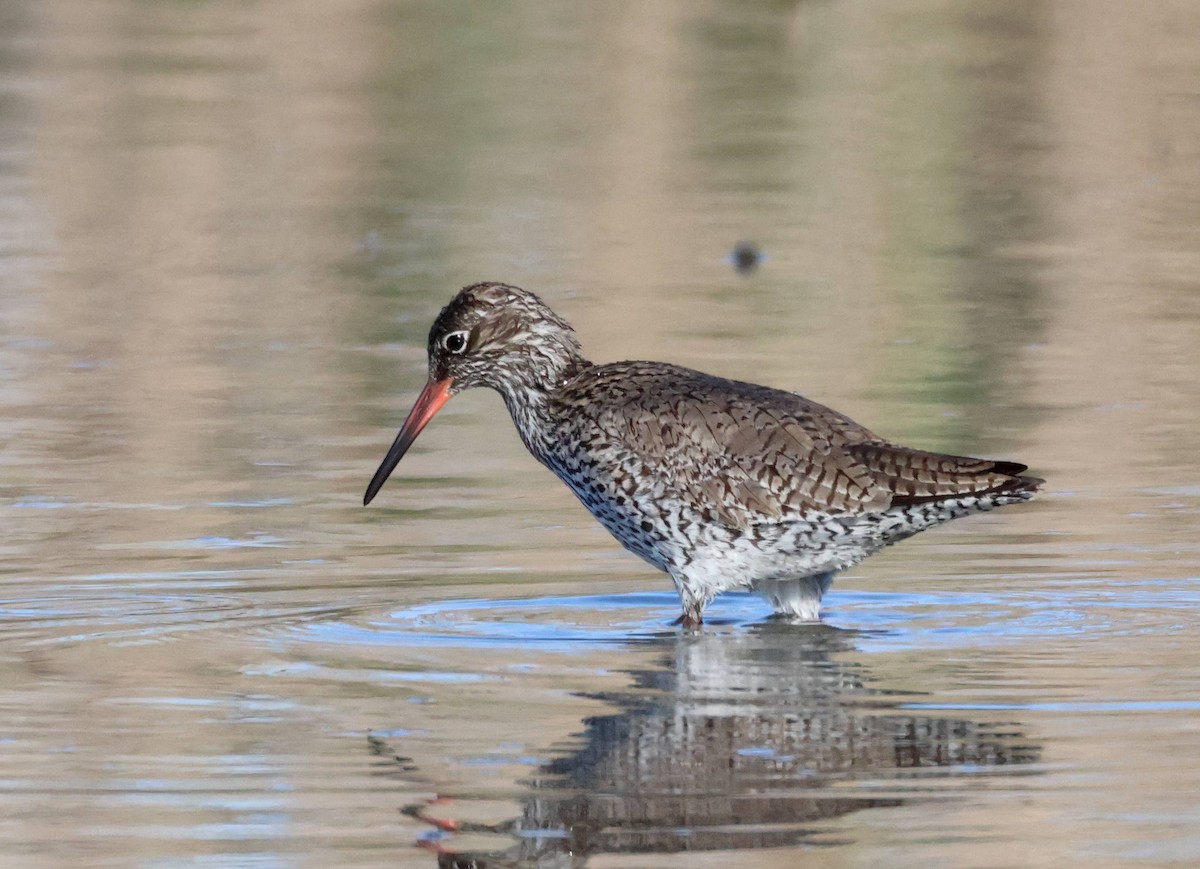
(543, 361, 1040, 531)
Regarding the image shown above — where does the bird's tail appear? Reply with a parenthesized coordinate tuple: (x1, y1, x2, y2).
(847, 443, 1044, 508)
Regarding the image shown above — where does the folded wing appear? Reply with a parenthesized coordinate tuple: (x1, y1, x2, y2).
(582, 365, 1040, 529)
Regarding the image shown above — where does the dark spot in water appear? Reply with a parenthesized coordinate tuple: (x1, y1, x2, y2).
(730, 241, 763, 274)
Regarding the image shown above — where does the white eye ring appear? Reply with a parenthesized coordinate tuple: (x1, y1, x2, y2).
(442, 330, 469, 354)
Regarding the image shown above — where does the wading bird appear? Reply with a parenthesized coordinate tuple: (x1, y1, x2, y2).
(365, 283, 1042, 625)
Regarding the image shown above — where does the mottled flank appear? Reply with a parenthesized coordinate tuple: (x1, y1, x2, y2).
(366, 282, 1044, 625)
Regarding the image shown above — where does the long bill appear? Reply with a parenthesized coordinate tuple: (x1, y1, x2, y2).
(363, 377, 453, 505)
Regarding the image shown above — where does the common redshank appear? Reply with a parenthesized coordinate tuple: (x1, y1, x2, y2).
(365, 282, 1043, 625)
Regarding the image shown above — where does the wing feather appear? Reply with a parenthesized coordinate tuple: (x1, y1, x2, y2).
(572, 364, 895, 529)
(558, 362, 1040, 530)
(848, 443, 1040, 505)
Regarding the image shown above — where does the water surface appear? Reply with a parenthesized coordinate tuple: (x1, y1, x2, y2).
(2, 2, 1200, 866)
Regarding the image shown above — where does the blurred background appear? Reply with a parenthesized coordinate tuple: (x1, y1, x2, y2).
(2, 1, 1199, 866)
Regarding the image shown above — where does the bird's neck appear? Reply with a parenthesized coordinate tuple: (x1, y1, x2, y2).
(497, 355, 592, 462)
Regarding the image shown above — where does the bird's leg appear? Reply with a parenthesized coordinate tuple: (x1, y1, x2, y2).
(671, 592, 706, 628)
(667, 570, 708, 628)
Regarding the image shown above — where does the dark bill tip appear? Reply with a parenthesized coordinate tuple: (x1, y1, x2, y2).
(363, 377, 453, 506)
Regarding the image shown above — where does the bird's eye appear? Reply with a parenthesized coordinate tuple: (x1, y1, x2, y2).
(442, 330, 469, 354)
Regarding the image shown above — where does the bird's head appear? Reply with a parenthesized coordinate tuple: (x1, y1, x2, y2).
(364, 282, 587, 505)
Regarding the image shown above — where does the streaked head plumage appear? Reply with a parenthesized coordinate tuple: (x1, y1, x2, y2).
(426, 282, 585, 393)
(363, 282, 587, 505)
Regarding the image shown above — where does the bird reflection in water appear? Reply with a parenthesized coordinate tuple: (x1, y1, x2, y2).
(390, 624, 1039, 867)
